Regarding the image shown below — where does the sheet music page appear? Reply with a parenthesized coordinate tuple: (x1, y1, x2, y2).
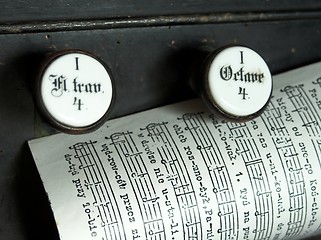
(29, 62, 321, 240)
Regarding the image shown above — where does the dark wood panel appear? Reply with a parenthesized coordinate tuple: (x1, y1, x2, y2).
(2, 0, 321, 23)
(1, 20, 319, 119)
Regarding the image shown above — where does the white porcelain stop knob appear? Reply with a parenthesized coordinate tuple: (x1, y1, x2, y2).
(37, 50, 114, 133)
(201, 46, 272, 121)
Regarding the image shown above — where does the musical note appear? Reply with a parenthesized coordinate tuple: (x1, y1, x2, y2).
(217, 228, 232, 234)
(283, 150, 299, 158)
(209, 165, 224, 172)
(255, 210, 269, 217)
(302, 120, 318, 128)
(288, 166, 303, 173)
(252, 228, 266, 234)
(256, 190, 272, 197)
(218, 209, 234, 217)
(142, 196, 160, 203)
(185, 221, 200, 227)
(196, 145, 212, 151)
(124, 152, 142, 158)
(289, 206, 304, 212)
(148, 229, 165, 236)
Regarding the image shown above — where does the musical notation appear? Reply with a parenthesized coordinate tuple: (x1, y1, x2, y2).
(141, 121, 202, 239)
(282, 85, 321, 137)
(180, 112, 238, 240)
(107, 131, 165, 240)
(29, 62, 321, 240)
(69, 141, 126, 240)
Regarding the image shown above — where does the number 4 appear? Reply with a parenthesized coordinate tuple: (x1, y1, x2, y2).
(73, 97, 83, 110)
(238, 87, 248, 100)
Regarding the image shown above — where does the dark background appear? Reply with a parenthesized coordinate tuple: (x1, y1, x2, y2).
(1, 1, 321, 239)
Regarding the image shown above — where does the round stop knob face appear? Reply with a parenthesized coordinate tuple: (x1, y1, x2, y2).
(205, 46, 272, 120)
(38, 50, 114, 132)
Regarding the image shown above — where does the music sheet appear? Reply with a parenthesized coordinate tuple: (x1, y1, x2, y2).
(29, 62, 321, 240)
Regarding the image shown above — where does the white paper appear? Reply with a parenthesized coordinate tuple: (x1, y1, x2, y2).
(29, 62, 321, 240)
